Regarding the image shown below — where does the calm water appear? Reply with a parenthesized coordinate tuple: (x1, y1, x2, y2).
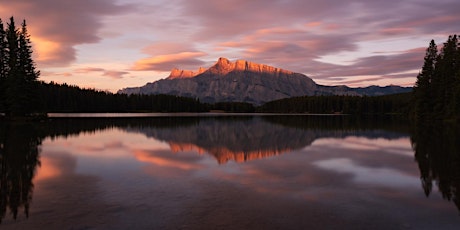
(0, 115, 459, 229)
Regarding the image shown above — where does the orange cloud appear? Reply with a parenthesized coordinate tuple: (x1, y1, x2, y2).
(379, 28, 414, 36)
(31, 37, 73, 66)
(0, 0, 132, 66)
(306, 22, 322, 27)
(103, 70, 129, 79)
(132, 51, 207, 71)
(74, 67, 129, 79)
(75, 67, 106, 74)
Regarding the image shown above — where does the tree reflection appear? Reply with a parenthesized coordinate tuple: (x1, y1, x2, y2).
(0, 122, 41, 222)
(411, 123, 460, 212)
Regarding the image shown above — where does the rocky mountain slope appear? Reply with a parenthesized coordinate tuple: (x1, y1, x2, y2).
(119, 57, 411, 105)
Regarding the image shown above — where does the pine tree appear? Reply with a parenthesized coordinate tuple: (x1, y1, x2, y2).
(414, 40, 437, 121)
(0, 19, 6, 113)
(5, 17, 21, 116)
(455, 37, 460, 118)
(432, 35, 459, 119)
(18, 20, 40, 113)
(4, 17, 40, 116)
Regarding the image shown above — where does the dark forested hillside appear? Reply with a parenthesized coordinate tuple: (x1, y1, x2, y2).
(1, 80, 414, 115)
(37, 82, 207, 113)
(257, 93, 412, 115)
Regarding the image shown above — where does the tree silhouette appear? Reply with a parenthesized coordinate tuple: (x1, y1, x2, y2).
(412, 123, 460, 213)
(0, 19, 7, 112)
(413, 35, 460, 121)
(1, 17, 40, 117)
(414, 40, 437, 122)
(0, 122, 41, 222)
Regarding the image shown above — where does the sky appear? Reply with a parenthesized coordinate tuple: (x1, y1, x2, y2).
(1, 0, 459, 92)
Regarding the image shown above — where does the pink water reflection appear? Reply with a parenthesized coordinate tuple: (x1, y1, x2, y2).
(3, 119, 458, 230)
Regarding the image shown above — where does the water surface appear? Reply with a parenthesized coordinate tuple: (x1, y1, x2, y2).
(0, 115, 459, 229)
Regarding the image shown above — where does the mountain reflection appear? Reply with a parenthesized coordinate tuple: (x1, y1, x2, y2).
(123, 116, 408, 164)
(4, 115, 460, 223)
(0, 122, 41, 222)
(411, 123, 460, 212)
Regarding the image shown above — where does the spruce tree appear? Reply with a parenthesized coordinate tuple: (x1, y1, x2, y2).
(414, 40, 437, 121)
(0, 19, 6, 113)
(5, 17, 21, 116)
(455, 37, 460, 118)
(4, 17, 40, 116)
(18, 20, 40, 113)
(432, 35, 459, 119)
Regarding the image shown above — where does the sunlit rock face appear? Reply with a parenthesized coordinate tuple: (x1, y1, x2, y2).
(118, 57, 411, 105)
(167, 67, 206, 79)
(119, 57, 318, 105)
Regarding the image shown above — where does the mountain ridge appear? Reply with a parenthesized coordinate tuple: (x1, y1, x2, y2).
(119, 57, 412, 105)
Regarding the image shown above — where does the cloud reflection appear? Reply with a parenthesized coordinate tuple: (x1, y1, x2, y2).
(4, 117, 458, 228)
(134, 149, 202, 170)
(314, 158, 419, 188)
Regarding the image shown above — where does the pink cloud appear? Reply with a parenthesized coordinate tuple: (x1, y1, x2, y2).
(379, 28, 415, 36)
(217, 27, 358, 75)
(74, 67, 129, 79)
(141, 42, 197, 56)
(102, 70, 130, 79)
(3, 0, 457, 89)
(312, 48, 425, 81)
(75, 67, 106, 74)
(131, 51, 207, 71)
(0, 0, 133, 66)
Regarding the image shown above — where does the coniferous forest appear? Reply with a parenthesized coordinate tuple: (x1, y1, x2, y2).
(413, 35, 460, 122)
(0, 16, 459, 120)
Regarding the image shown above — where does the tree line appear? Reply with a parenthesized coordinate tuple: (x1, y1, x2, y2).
(256, 93, 411, 115)
(413, 35, 460, 122)
(33, 82, 413, 115)
(38, 81, 207, 113)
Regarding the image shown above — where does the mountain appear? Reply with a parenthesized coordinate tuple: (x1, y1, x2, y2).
(119, 57, 412, 105)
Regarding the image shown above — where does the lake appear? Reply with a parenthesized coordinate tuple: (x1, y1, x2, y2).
(0, 114, 459, 229)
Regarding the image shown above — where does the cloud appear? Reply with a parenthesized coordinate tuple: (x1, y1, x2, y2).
(3, 0, 456, 88)
(131, 51, 207, 71)
(75, 67, 106, 74)
(217, 27, 358, 72)
(75, 67, 129, 79)
(179, 0, 353, 41)
(41, 71, 73, 77)
(102, 70, 130, 79)
(378, 28, 415, 36)
(141, 42, 197, 56)
(317, 48, 425, 79)
(0, 0, 133, 67)
(164, 0, 455, 83)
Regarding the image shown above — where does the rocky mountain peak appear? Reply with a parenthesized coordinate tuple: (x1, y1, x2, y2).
(167, 67, 206, 79)
(167, 57, 297, 79)
(203, 57, 295, 77)
(204, 57, 235, 75)
(118, 57, 411, 105)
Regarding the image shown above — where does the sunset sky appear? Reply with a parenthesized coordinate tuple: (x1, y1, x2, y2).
(1, 0, 458, 92)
